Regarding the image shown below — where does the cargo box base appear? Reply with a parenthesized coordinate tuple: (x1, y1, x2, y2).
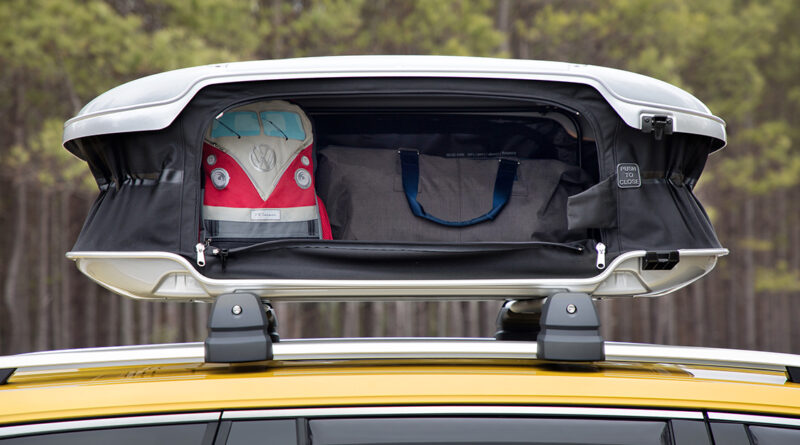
(67, 248, 727, 302)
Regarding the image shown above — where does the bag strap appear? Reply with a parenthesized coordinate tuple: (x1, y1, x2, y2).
(399, 149, 518, 227)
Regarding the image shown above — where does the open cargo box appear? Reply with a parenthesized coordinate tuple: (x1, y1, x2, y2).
(62, 56, 727, 302)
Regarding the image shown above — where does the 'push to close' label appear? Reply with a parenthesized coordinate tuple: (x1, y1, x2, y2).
(617, 163, 641, 188)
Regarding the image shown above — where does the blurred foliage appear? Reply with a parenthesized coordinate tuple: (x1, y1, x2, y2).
(756, 261, 800, 293)
(0, 0, 798, 278)
(1, 0, 800, 351)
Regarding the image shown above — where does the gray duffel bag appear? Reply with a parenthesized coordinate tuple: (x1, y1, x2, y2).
(316, 146, 591, 243)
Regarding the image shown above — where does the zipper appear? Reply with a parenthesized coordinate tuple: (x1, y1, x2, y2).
(195, 242, 207, 267)
(198, 239, 588, 258)
(595, 242, 606, 270)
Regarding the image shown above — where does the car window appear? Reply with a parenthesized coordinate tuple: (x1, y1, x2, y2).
(709, 422, 750, 445)
(0, 423, 211, 445)
(670, 420, 711, 444)
(309, 417, 671, 445)
(220, 419, 297, 445)
(748, 425, 800, 445)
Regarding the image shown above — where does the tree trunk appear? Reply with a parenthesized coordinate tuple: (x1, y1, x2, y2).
(165, 302, 180, 342)
(271, 302, 286, 339)
(449, 302, 464, 337)
(415, 302, 428, 337)
(654, 294, 675, 345)
(617, 299, 632, 342)
(691, 281, 705, 346)
(790, 188, 800, 352)
(436, 302, 448, 337)
(598, 298, 614, 342)
(743, 195, 757, 349)
(138, 300, 152, 344)
(35, 188, 51, 351)
(182, 302, 195, 342)
(195, 302, 209, 342)
(465, 301, 479, 337)
(394, 302, 413, 336)
(120, 295, 134, 345)
(152, 298, 163, 341)
(517, 33, 530, 60)
(370, 302, 385, 337)
(271, 0, 283, 58)
(636, 298, 652, 344)
(495, 0, 512, 55)
(4, 74, 29, 354)
(341, 302, 358, 337)
(3, 179, 30, 353)
(59, 189, 72, 348)
(84, 283, 98, 347)
(107, 291, 120, 346)
(774, 190, 789, 352)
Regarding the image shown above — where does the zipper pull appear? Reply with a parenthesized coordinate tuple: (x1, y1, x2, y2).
(595, 242, 606, 270)
(195, 242, 206, 267)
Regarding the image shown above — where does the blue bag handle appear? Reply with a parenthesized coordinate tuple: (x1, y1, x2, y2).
(399, 150, 519, 227)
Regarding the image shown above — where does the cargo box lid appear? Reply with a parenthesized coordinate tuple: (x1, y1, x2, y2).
(62, 56, 726, 149)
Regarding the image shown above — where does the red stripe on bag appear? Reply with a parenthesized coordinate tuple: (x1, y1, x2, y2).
(317, 197, 333, 240)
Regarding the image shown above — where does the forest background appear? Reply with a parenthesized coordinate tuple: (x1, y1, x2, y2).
(1, 0, 799, 355)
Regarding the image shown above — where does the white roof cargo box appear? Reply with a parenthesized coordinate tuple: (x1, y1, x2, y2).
(63, 56, 727, 302)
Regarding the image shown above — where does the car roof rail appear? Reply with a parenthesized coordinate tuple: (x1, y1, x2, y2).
(3, 339, 800, 385)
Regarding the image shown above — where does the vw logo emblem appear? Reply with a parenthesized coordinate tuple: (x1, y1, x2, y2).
(250, 144, 276, 172)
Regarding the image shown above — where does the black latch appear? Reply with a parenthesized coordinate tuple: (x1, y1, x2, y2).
(641, 115, 673, 141)
(642, 251, 680, 270)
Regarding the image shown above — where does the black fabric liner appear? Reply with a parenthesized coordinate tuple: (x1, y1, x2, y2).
(611, 125, 721, 251)
(66, 77, 721, 281)
(69, 130, 192, 253)
(313, 112, 590, 171)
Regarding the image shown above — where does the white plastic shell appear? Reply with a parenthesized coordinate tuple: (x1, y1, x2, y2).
(66, 248, 727, 302)
(63, 56, 726, 147)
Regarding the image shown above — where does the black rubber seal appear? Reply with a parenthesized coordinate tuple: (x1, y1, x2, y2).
(0, 368, 15, 385)
(786, 366, 800, 383)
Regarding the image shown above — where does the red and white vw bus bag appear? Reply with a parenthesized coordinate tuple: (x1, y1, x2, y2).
(202, 100, 332, 242)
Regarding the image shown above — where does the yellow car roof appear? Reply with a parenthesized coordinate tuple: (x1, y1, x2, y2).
(1, 339, 799, 425)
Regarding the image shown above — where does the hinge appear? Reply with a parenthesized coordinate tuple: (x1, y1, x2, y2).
(642, 251, 680, 270)
(641, 115, 673, 141)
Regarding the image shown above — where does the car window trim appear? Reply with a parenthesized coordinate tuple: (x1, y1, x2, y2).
(221, 406, 703, 420)
(0, 412, 221, 439)
(708, 412, 800, 428)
